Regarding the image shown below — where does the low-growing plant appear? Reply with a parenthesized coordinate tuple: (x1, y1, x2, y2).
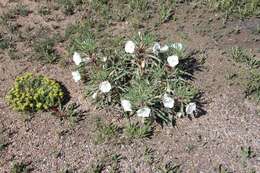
(245, 70, 260, 101)
(33, 36, 60, 63)
(87, 0, 176, 28)
(51, 102, 85, 124)
(56, 0, 84, 15)
(84, 162, 104, 173)
(10, 162, 30, 173)
(0, 9, 19, 33)
(240, 146, 254, 159)
(214, 164, 232, 173)
(229, 47, 260, 101)
(0, 34, 11, 50)
(84, 153, 122, 173)
(129, 0, 150, 12)
(0, 142, 8, 151)
(124, 122, 153, 139)
(6, 73, 64, 112)
(94, 118, 120, 144)
(14, 4, 30, 17)
(206, 0, 260, 18)
(230, 47, 259, 68)
(38, 5, 52, 16)
(76, 32, 199, 126)
(108, 154, 122, 173)
(0, 3, 29, 21)
(56, 0, 75, 15)
(65, 20, 96, 55)
(158, 0, 175, 23)
(143, 147, 155, 164)
(0, 133, 8, 151)
(59, 169, 74, 173)
(157, 161, 181, 173)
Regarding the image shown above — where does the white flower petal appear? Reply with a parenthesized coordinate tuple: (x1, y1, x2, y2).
(101, 56, 107, 62)
(137, 107, 151, 118)
(176, 112, 183, 118)
(72, 71, 81, 82)
(152, 42, 161, 55)
(167, 55, 179, 68)
(160, 45, 169, 53)
(171, 43, 184, 50)
(162, 94, 174, 108)
(92, 92, 98, 99)
(141, 60, 145, 69)
(99, 81, 112, 93)
(125, 40, 136, 54)
(138, 31, 141, 37)
(185, 102, 197, 115)
(121, 99, 132, 112)
(73, 52, 82, 65)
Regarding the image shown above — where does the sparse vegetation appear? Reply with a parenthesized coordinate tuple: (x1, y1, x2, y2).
(14, 4, 30, 17)
(10, 162, 30, 173)
(240, 146, 255, 159)
(1, 3, 30, 20)
(230, 47, 259, 69)
(229, 47, 260, 101)
(159, 0, 175, 23)
(157, 161, 182, 173)
(94, 118, 120, 144)
(0, 133, 8, 152)
(0, 0, 259, 172)
(214, 164, 232, 173)
(246, 70, 260, 101)
(206, 0, 260, 18)
(52, 102, 85, 125)
(38, 5, 52, 16)
(0, 34, 11, 50)
(124, 122, 153, 139)
(84, 153, 122, 173)
(143, 147, 155, 164)
(56, 0, 84, 15)
(33, 36, 60, 63)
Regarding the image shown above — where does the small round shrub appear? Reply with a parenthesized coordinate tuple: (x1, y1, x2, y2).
(6, 73, 64, 112)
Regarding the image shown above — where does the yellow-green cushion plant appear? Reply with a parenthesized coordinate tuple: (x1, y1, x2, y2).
(6, 73, 64, 112)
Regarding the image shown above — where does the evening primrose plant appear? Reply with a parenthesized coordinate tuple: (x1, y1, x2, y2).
(73, 32, 199, 125)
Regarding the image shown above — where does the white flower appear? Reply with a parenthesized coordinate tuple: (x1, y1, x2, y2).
(152, 42, 161, 55)
(99, 81, 112, 93)
(171, 43, 184, 50)
(176, 112, 183, 118)
(92, 92, 98, 99)
(121, 99, 132, 112)
(160, 45, 169, 53)
(162, 94, 174, 108)
(153, 43, 169, 55)
(167, 55, 179, 68)
(137, 107, 151, 118)
(185, 102, 197, 115)
(101, 56, 107, 62)
(125, 40, 136, 54)
(138, 31, 141, 37)
(73, 52, 82, 65)
(141, 60, 145, 69)
(72, 71, 81, 82)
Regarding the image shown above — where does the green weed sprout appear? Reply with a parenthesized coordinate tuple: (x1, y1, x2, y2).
(6, 73, 64, 112)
